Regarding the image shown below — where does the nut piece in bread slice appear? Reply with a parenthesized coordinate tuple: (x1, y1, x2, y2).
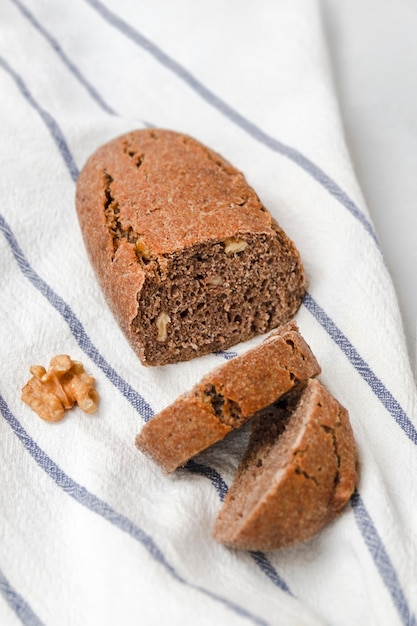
(135, 321, 321, 472)
(213, 378, 358, 551)
(75, 128, 306, 366)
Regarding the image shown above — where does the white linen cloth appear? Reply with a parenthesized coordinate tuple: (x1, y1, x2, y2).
(0, 1, 416, 625)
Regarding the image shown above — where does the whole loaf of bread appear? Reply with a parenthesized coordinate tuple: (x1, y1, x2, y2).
(76, 129, 306, 366)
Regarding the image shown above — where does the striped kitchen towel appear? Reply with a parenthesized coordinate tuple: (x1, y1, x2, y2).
(0, 1, 416, 625)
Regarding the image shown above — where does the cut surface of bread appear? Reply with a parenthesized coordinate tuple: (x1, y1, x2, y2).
(213, 378, 358, 551)
(75, 128, 306, 365)
(135, 321, 321, 472)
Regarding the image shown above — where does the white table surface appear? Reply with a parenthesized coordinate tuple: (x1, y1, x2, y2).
(321, 0, 417, 380)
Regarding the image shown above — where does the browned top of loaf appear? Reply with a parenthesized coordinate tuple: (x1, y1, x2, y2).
(135, 321, 321, 472)
(212, 378, 358, 551)
(76, 128, 275, 256)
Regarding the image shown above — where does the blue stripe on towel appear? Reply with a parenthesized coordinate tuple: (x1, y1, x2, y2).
(9, 0, 117, 116)
(0, 55, 79, 183)
(82, 0, 379, 247)
(215, 350, 239, 360)
(0, 568, 45, 626)
(0, 395, 272, 626)
(184, 460, 229, 501)
(303, 292, 417, 445)
(248, 553, 293, 596)
(351, 492, 416, 626)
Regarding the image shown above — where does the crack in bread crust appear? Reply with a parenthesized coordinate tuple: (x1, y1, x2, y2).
(103, 171, 139, 260)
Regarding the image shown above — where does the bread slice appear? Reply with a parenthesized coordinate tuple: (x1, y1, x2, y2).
(75, 128, 306, 366)
(213, 378, 358, 551)
(135, 321, 321, 472)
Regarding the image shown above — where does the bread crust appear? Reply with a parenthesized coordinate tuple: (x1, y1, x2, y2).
(213, 378, 358, 551)
(136, 321, 321, 472)
(75, 129, 306, 365)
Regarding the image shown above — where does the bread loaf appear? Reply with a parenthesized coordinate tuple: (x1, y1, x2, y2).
(135, 321, 321, 472)
(213, 378, 358, 551)
(75, 129, 306, 366)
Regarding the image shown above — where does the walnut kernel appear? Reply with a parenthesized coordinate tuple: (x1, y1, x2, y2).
(156, 312, 171, 342)
(21, 355, 99, 422)
(135, 235, 152, 260)
(207, 275, 223, 286)
(224, 238, 248, 255)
